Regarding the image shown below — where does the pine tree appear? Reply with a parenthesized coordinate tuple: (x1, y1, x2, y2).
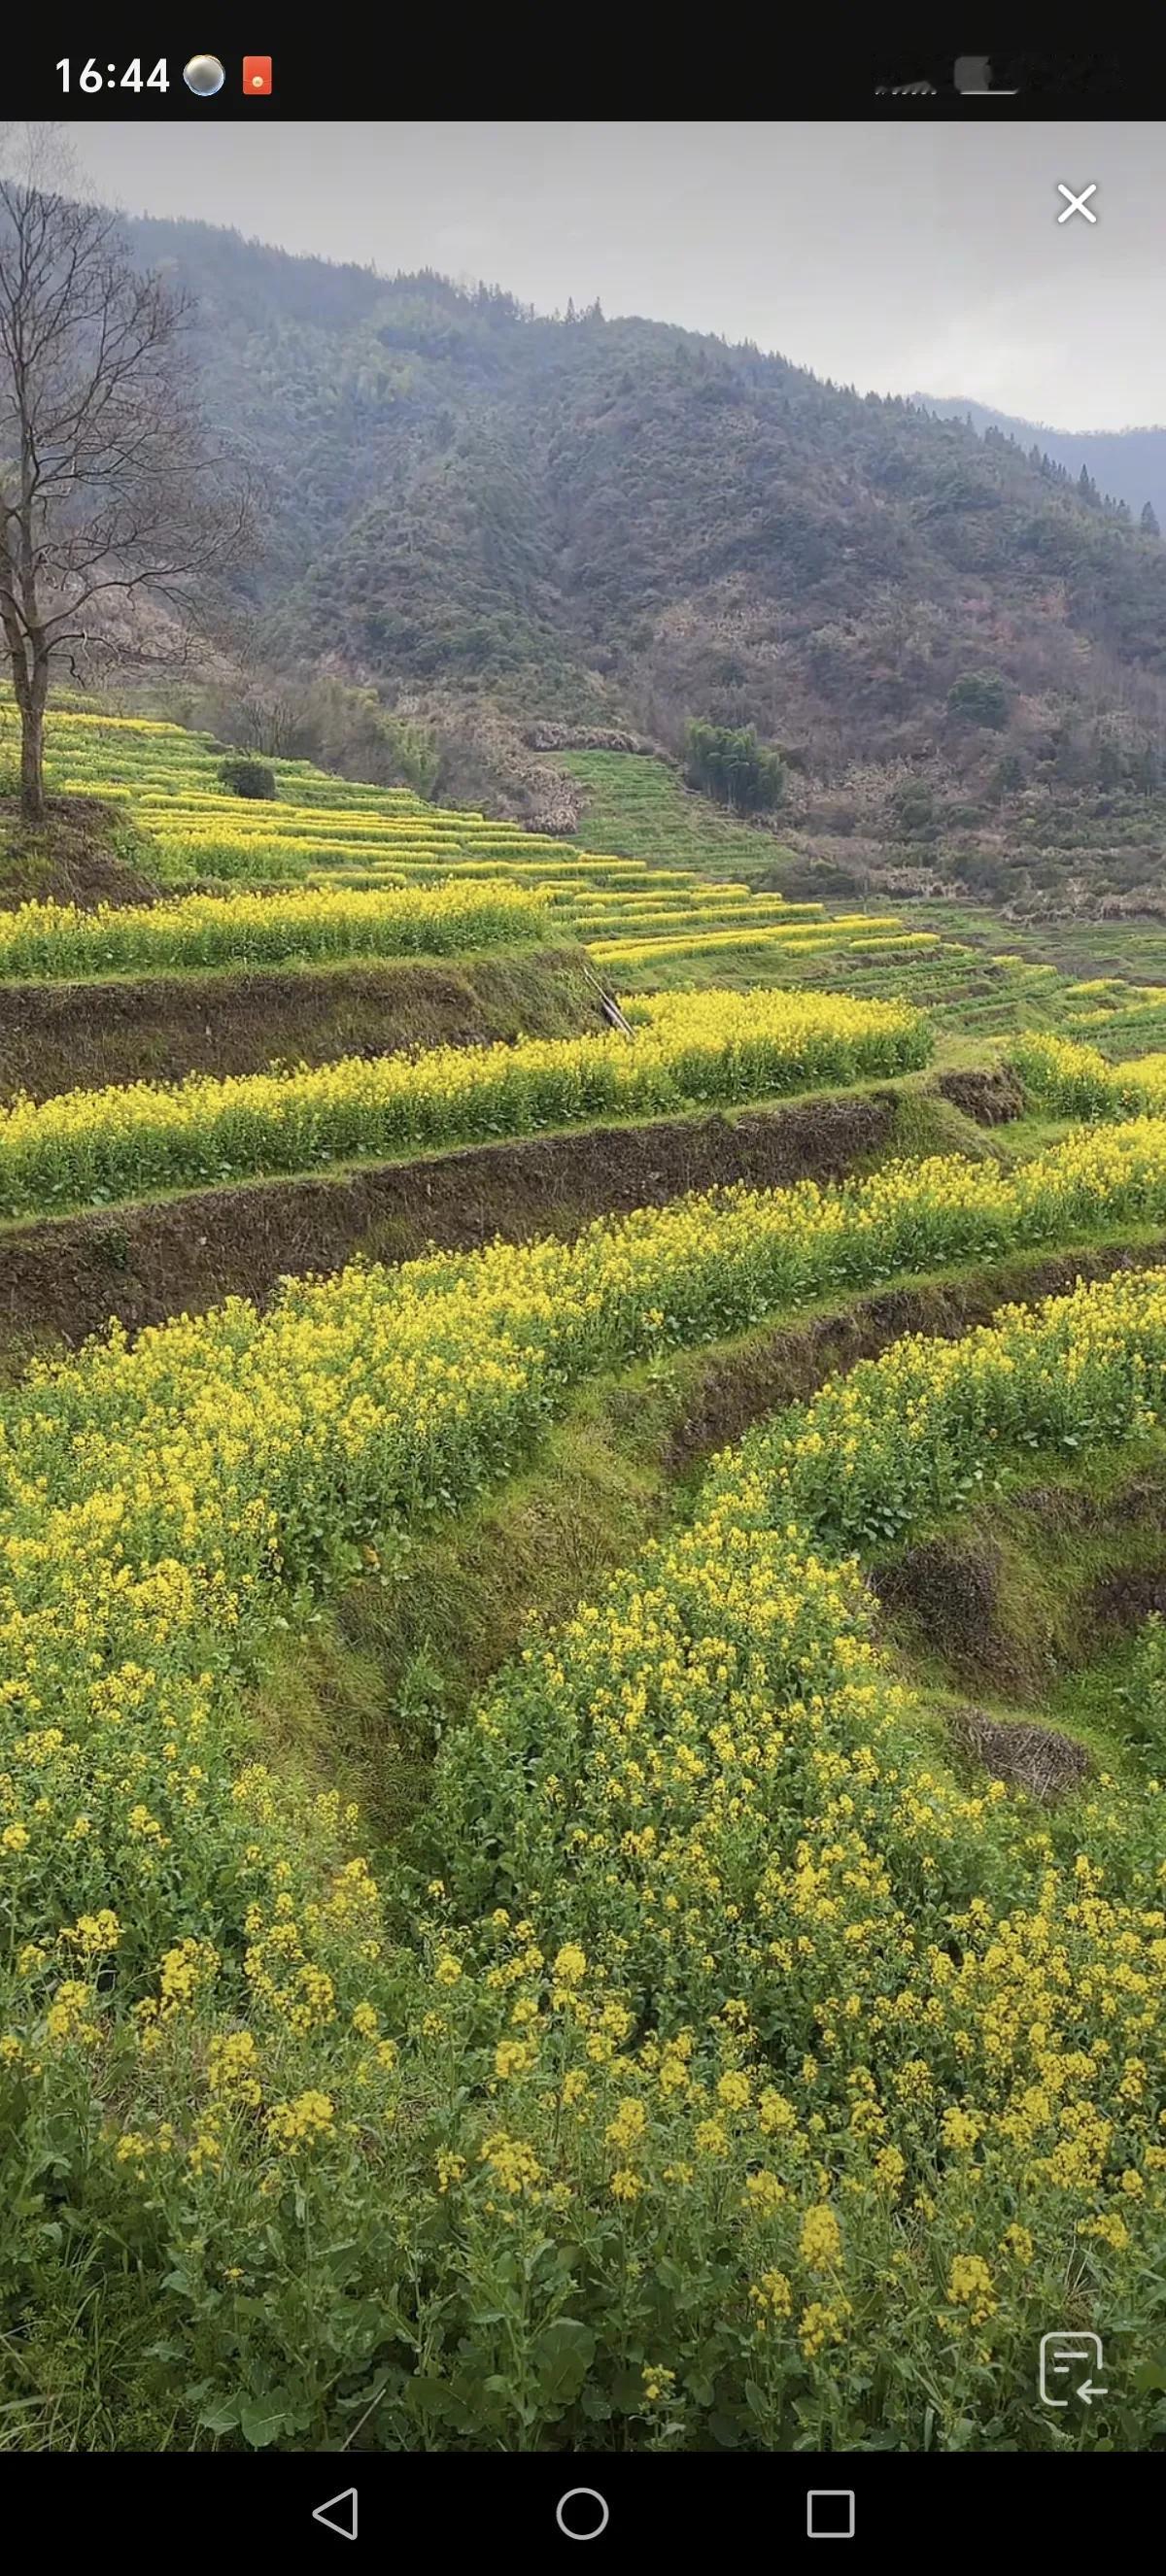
(1141, 500, 1161, 537)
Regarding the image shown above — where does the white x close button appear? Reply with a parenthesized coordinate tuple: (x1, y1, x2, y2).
(1057, 182, 1098, 224)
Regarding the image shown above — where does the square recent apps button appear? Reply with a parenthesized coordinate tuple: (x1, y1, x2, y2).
(807, 2490, 855, 2539)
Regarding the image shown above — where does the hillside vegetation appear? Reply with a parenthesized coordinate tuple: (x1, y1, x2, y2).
(1, 701, 1166, 2458)
(5, 141, 1166, 2461)
(915, 393, 1166, 535)
(110, 219, 1166, 913)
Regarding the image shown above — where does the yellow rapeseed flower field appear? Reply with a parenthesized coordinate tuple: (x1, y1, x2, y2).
(0, 880, 548, 981)
(4, 694, 1166, 2450)
(1013, 1030, 1166, 1121)
(0, 986, 930, 1218)
(1, 1234, 1164, 2449)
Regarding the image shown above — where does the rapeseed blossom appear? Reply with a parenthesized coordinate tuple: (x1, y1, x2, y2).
(0, 1092, 1165, 2445)
(0, 880, 547, 980)
(1012, 1030, 1166, 1122)
(0, 985, 928, 1220)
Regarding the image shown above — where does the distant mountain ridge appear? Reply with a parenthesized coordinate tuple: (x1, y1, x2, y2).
(109, 214, 1166, 903)
(912, 393, 1166, 530)
(123, 215, 1166, 712)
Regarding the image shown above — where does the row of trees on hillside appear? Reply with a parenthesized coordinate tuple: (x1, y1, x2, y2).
(976, 420, 1163, 536)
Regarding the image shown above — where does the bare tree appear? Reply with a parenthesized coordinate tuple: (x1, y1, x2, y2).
(0, 127, 250, 819)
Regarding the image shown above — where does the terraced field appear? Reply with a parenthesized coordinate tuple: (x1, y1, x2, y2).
(558, 744, 799, 877)
(1, 697, 1165, 2457)
(0, 700, 1002, 1000)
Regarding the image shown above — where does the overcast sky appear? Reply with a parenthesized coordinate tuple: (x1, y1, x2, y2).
(66, 119, 1166, 431)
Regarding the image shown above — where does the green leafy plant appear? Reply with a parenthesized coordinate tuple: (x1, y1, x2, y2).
(219, 756, 277, 800)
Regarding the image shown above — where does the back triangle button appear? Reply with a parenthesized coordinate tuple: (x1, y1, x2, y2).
(312, 2486, 359, 2541)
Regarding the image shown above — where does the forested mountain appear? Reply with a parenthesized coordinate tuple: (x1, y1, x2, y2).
(914, 393, 1166, 536)
(129, 215, 1166, 902)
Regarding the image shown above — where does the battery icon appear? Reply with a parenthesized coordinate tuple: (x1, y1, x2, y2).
(243, 56, 272, 94)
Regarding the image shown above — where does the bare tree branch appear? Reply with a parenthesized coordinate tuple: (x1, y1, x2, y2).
(0, 123, 253, 817)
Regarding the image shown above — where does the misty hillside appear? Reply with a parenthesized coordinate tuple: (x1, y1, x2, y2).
(914, 392, 1166, 535)
(128, 215, 1166, 904)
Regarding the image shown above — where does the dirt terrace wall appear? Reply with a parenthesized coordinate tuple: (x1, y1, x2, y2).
(0, 949, 596, 1102)
(665, 1240, 1166, 1474)
(0, 1089, 901, 1349)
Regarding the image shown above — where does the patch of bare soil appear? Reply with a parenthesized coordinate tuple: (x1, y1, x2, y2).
(1087, 1566, 1166, 1627)
(935, 1065, 1026, 1126)
(1018, 1470, 1166, 1539)
(875, 1538, 1009, 1671)
(948, 1705, 1090, 1801)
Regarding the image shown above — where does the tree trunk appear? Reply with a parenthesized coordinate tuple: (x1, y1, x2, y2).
(19, 696, 46, 824)
(18, 667, 48, 825)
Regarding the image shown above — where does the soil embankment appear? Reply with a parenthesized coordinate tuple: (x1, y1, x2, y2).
(0, 1088, 902, 1347)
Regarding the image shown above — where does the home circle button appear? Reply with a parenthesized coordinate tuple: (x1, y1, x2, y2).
(556, 2487, 610, 2541)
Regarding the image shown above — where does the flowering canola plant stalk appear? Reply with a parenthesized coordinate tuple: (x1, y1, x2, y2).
(0, 988, 930, 1219)
(3, 1141, 1166, 2445)
(1012, 1033, 1166, 1122)
(0, 881, 549, 982)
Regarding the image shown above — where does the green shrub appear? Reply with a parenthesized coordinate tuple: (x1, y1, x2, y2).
(887, 781, 938, 839)
(219, 756, 277, 800)
(684, 720, 784, 813)
(946, 671, 1011, 729)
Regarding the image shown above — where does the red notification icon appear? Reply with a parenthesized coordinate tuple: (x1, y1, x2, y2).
(243, 57, 272, 95)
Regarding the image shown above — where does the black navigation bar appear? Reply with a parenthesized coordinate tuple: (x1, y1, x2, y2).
(0, 2450, 1155, 2562)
